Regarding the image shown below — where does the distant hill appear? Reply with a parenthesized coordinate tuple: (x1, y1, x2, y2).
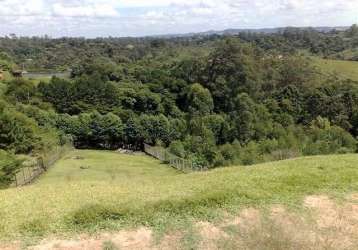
(156, 26, 350, 38)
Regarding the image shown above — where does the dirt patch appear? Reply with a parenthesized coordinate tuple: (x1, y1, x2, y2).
(196, 221, 228, 250)
(29, 238, 103, 250)
(0, 243, 21, 250)
(3, 195, 358, 250)
(219, 197, 358, 250)
(303, 195, 358, 249)
(222, 208, 261, 229)
(347, 193, 358, 202)
(110, 227, 153, 249)
(157, 231, 183, 250)
(304, 195, 338, 228)
(21, 227, 153, 250)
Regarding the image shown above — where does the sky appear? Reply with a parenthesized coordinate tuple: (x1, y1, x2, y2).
(0, 0, 357, 37)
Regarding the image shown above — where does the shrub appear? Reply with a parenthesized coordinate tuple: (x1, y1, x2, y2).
(168, 140, 186, 158)
(218, 143, 238, 165)
(0, 150, 22, 188)
(0, 108, 41, 153)
(238, 141, 262, 165)
(304, 117, 357, 155)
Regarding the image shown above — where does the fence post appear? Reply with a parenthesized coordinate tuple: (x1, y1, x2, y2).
(27, 167, 31, 182)
(12, 144, 72, 187)
(143, 143, 208, 173)
(22, 168, 26, 184)
(14, 174, 18, 187)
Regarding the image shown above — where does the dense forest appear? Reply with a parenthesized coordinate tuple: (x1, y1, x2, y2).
(1, 25, 358, 184)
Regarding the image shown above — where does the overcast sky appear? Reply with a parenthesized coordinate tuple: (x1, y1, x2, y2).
(0, 0, 357, 37)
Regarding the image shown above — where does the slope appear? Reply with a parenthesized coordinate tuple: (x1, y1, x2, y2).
(1, 150, 358, 242)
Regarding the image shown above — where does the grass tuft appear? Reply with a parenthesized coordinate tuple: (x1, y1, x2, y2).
(67, 204, 123, 229)
(20, 219, 48, 237)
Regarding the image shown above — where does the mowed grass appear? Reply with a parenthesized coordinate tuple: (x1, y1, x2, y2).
(1, 150, 358, 241)
(37, 150, 179, 185)
(314, 58, 358, 81)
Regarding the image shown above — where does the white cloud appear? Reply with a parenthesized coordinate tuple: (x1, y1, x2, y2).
(0, 0, 357, 37)
(52, 3, 119, 17)
(0, 0, 46, 16)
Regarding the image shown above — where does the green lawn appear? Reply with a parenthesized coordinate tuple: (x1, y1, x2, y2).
(1, 150, 358, 241)
(314, 58, 358, 81)
(37, 150, 179, 185)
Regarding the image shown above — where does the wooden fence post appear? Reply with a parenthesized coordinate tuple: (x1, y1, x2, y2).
(14, 174, 18, 187)
(22, 168, 26, 184)
(143, 143, 207, 173)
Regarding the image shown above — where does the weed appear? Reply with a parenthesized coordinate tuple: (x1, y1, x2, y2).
(20, 219, 48, 237)
(102, 240, 119, 250)
(68, 204, 122, 229)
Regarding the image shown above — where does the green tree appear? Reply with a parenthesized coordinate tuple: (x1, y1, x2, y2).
(186, 83, 214, 116)
(139, 114, 170, 145)
(0, 109, 41, 153)
(6, 79, 36, 104)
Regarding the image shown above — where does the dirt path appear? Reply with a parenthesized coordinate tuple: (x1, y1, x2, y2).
(2, 194, 358, 250)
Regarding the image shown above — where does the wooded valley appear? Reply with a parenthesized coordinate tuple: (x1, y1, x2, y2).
(1, 25, 358, 187)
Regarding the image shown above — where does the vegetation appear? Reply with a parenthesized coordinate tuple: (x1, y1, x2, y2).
(1, 26, 358, 246)
(314, 58, 358, 81)
(1, 25, 358, 186)
(1, 150, 358, 240)
(0, 150, 22, 188)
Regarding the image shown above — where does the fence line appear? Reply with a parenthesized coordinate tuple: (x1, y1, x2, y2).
(144, 144, 208, 173)
(11, 144, 73, 187)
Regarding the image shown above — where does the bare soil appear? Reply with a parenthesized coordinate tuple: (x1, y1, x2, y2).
(2, 194, 358, 250)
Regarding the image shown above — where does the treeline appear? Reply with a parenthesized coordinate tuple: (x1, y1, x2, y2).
(0, 25, 358, 72)
(238, 25, 358, 60)
(2, 35, 358, 169)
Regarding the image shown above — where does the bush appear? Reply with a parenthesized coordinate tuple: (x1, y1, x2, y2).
(0, 150, 22, 188)
(0, 108, 41, 154)
(168, 140, 186, 158)
(303, 117, 357, 155)
(238, 141, 262, 165)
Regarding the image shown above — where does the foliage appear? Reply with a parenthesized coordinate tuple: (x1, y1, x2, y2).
(1, 26, 358, 168)
(56, 112, 123, 149)
(0, 107, 42, 154)
(0, 150, 22, 188)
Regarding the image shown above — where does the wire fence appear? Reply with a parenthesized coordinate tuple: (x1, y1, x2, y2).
(11, 144, 73, 187)
(144, 143, 208, 173)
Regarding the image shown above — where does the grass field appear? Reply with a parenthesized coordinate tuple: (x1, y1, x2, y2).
(1, 150, 358, 248)
(314, 58, 358, 81)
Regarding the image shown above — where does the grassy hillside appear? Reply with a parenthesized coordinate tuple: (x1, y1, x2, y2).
(314, 58, 358, 81)
(1, 150, 358, 241)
